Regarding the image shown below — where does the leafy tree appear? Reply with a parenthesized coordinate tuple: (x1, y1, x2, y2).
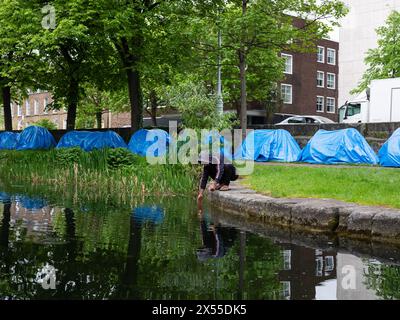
(31, 0, 119, 131)
(76, 85, 132, 129)
(0, 0, 43, 131)
(97, 0, 225, 133)
(165, 77, 237, 130)
(188, 0, 347, 134)
(352, 11, 400, 94)
(34, 119, 57, 130)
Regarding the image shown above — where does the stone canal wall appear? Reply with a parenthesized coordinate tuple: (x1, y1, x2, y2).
(209, 183, 400, 245)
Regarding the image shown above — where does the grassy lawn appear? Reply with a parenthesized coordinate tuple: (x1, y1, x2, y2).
(242, 165, 400, 209)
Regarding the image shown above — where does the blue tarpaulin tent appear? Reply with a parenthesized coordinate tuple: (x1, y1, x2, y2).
(234, 129, 301, 162)
(379, 128, 400, 167)
(16, 126, 56, 151)
(132, 206, 165, 225)
(128, 129, 170, 157)
(300, 128, 379, 165)
(57, 131, 127, 151)
(0, 132, 19, 150)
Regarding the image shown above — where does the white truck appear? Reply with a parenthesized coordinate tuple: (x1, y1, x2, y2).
(339, 78, 400, 123)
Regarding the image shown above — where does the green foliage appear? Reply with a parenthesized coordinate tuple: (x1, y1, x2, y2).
(106, 148, 143, 170)
(55, 147, 84, 166)
(352, 11, 400, 94)
(34, 119, 57, 130)
(166, 78, 238, 130)
(365, 262, 400, 300)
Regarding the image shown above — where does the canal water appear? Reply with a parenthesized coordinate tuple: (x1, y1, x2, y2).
(0, 189, 399, 300)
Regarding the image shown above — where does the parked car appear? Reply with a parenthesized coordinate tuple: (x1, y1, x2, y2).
(276, 115, 335, 125)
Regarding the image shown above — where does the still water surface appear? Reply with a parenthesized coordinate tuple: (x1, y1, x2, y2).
(0, 189, 399, 300)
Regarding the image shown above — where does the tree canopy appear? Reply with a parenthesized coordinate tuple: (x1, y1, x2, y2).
(353, 11, 400, 94)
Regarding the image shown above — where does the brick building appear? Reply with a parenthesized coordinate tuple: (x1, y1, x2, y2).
(11, 90, 68, 130)
(278, 38, 339, 122)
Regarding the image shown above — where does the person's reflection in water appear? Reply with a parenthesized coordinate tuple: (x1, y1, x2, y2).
(197, 210, 237, 262)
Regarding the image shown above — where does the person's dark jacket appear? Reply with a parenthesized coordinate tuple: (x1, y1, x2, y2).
(199, 163, 237, 190)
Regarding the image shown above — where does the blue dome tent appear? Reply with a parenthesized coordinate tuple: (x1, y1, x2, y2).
(16, 126, 56, 151)
(0, 132, 19, 150)
(57, 131, 127, 151)
(128, 129, 170, 157)
(57, 131, 92, 150)
(132, 206, 165, 225)
(234, 129, 301, 162)
(379, 128, 400, 167)
(300, 128, 379, 165)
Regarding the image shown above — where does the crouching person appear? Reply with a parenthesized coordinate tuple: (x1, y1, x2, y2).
(197, 152, 238, 207)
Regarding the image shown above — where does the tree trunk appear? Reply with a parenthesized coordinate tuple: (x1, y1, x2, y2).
(239, 0, 248, 138)
(127, 69, 143, 134)
(149, 90, 158, 127)
(66, 79, 79, 131)
(239, 50, 247, 138)
(2, 86, 12, 131)
(96, 111, 102, 129)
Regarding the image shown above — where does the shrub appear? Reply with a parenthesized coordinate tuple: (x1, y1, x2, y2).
(106, 148, 143, 170)
(55, 148, 84, 166)
(33, 119, 58, 130)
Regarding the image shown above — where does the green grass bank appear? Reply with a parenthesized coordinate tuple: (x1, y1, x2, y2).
(243, 164, 400, 209)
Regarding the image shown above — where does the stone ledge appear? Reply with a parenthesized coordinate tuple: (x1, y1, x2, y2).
(208, 183, 400, 244)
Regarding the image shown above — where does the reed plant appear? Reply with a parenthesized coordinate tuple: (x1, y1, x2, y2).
(0, 148, 199, 205)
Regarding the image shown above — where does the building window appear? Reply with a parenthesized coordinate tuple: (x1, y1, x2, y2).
(63, 119, 67, 129)
(327, 97, 336, 113)
(282, 53, 293, 74)
(43, 97, 48, 114)
(26, 100, 31, 116)
(10, 104, 14, 117)
(317, 46, 325, 63)
(325, 256, 335, 272)
(317, 96, 324, 112)
(17, 104, 22, 116)
(34, 99, 39, 115)
(317, 71, 325, 88)
(281, 281, 291, 300)
(283, 250, 292, 271)
(281, 84, 293, 104)
(327, 73, 336, 89)
(327, 48, 336, 65)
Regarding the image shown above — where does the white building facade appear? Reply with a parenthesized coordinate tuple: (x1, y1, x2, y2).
(339, 0, 400, 107)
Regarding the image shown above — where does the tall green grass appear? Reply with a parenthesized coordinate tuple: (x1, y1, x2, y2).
(0, 148, 199, 205)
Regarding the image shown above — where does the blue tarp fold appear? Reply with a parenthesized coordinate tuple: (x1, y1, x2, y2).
(234, 129, 301, 162)
(300, 128, 379, 165)
(0, 132, 19, 150)
(128, 129, 170, 157)
(57, 131, 127, 151)
(16, 126, 56, 151)
(379, 128, 400, 167)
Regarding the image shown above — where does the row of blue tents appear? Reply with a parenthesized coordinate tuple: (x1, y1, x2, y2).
(237, 128, 400, 167)
(1, 126, 400, 168)
(0, 126, 169, 155)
